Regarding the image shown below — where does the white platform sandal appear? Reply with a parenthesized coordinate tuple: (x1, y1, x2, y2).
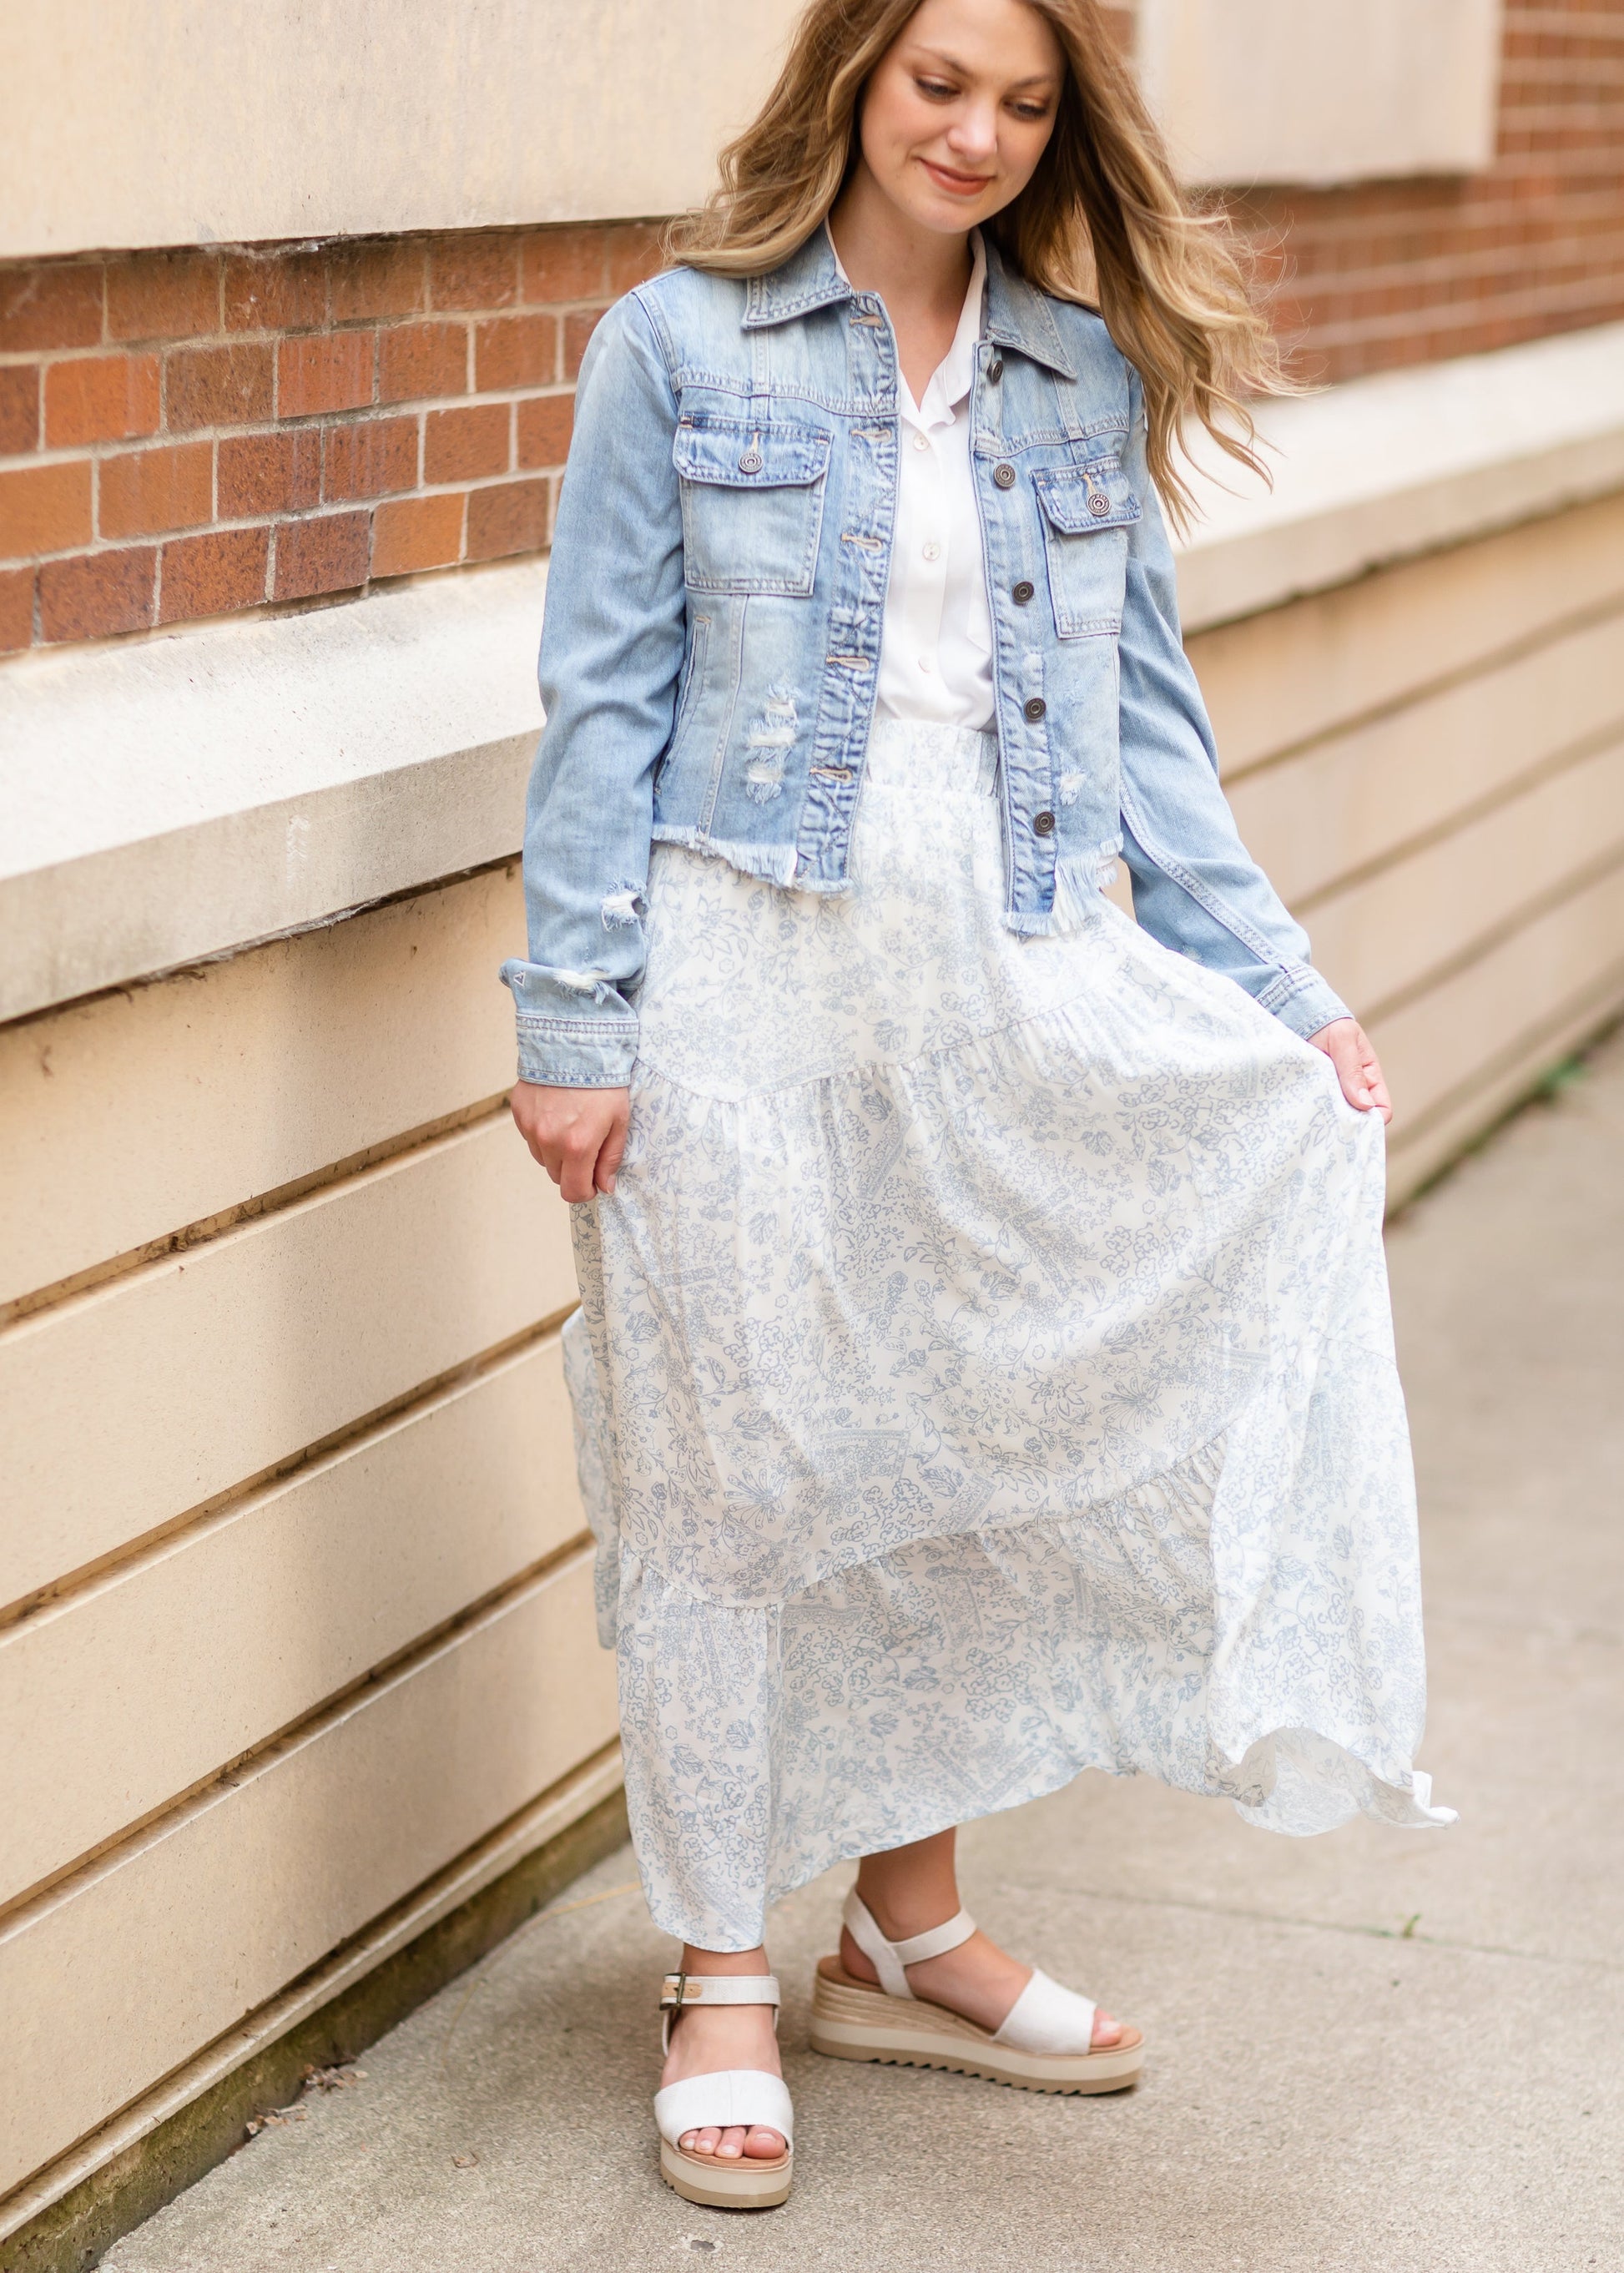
(809, 1890, 1144, 2094)
(653, 1971, 794, 2209)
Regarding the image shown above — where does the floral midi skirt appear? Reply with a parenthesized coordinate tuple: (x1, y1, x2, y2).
(564, 718, 1449, 1951)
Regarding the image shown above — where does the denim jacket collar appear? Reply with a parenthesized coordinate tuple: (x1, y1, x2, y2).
(741, 224, 1077, 380)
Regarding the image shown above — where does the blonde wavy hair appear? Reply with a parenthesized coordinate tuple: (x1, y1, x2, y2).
(667, 0, 1290, 524)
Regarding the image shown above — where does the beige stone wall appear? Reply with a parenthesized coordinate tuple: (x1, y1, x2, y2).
(2, 0, 1510, 266)
(0, 874, 620, 2215)
(0, 0, 803, 260)
(1196, 488, 1624, 1202)
(1136, 0, 1504, 188)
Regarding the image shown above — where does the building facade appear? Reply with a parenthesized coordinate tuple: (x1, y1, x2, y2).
(3, 5, 1622, 2265)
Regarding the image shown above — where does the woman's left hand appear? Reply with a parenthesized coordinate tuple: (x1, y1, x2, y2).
(1308, 1017, 1392, 1122)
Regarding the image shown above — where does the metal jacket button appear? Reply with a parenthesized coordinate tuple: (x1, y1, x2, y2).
(1087, 491, 1112, 517)
(1012, 579, 1035, 604)
(1033, 810, 1057, 836)
(992, 462, 1016, 489)
(738, 450, 763, 474)
(1023, 695, 1047, 723)
(987, 357, 1004, 383)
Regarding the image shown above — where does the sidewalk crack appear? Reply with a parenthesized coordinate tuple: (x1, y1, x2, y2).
(991, 1880, 1624, 1975)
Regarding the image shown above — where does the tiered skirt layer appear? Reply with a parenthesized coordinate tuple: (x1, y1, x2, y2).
(564, 720, 1448, 1948)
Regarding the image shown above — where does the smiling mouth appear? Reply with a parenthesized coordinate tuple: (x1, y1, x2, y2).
(920, 159, 995, 197)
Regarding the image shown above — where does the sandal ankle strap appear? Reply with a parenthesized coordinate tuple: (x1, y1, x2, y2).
(842, 1890, 977, 2001)
(660, 1971, 781, 2012)
(660, 1970, 781, 2052)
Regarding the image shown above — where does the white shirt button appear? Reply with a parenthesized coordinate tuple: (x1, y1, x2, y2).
(912, 431, 931, 452)
(922, 540, 941, 562)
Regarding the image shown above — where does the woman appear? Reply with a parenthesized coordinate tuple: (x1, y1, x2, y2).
(503, 0, 1449, 2210)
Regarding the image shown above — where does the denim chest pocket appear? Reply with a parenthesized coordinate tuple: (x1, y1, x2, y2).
(1033, 459, 1141, 638)
(673, 416, 831, 597)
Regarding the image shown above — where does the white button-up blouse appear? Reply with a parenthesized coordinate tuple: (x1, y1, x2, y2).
(830, 227, 996, 733)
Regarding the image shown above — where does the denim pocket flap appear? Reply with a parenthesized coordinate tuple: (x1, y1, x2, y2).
(674, 417, 832, 490)
(1033, 461, 1141, 534)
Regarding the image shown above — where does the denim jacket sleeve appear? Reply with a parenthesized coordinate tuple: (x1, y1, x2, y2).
(498, 292, 684, 1087)
(1115, 375, 1351, 1043)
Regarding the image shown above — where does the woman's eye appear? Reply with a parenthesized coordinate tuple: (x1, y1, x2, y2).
(915, 78, 957, 100)
(1011, 100, 1052, 121)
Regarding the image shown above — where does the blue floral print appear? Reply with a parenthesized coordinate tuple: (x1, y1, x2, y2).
(562, 721, 1450, 1951)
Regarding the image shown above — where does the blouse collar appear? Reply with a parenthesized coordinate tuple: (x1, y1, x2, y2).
(824, 224, 988, 421)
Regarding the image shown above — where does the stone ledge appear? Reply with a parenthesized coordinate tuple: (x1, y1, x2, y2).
(0, 560, 548, 1025)
(1177, 318, 1624, 632)
(4, 320, 1621, 1026)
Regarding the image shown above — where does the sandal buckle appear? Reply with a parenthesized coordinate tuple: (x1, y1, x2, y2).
(659, 1969, 689, 2013)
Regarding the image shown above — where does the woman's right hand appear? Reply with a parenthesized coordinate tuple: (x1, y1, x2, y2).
(510, 1081, 631, 1202)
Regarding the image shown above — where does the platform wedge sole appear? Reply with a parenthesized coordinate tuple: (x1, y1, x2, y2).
(809, 1958, 1144, 2094)
(659, 2138, 794, 2210)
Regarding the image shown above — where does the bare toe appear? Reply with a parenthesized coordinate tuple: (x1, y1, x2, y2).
(688, 2125, 722, 2156)
(744, 2125, 786, 2159)
(1092, 2007, 1124, 2047)
(716, 2125, 747, 2159)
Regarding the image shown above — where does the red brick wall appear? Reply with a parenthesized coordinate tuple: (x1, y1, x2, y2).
(1237, 1, 1624, 380)
(0, 222, 661, 654)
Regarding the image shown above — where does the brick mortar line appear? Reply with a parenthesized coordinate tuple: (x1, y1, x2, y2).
(1248, 189, 1624, 239)
(0, 307, 615, 345)
(1300, 300, 1624, 340)
(1241, 154, 1624, 215)
(1286, 239, 1624, 299)
(7, 496, 562, 571)
(1491, 136, 1624, 159)
(1269, 220, 1624, 259)
(1288, 239, 1624, 278)
(1305, 281, 1624, 349)
(0, 325, 608, 376)
(7, 469, 562, 561)
(1273, 198, 1624, 239)
(1305, 270, 1624, 325)
(1499, 71, 1624, 91)
(0, 392, 576, 462)
(1, 393, 577, 474)
(1504, 33, 1624, 49)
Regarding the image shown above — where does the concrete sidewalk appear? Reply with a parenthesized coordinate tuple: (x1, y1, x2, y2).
(107, 1036, 1624, 2273)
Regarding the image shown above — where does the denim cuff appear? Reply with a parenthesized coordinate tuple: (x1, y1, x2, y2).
(501, 955, 638, 1086)
(514, 1017, 637, 1088)
(1258, 968, 1354, 1042)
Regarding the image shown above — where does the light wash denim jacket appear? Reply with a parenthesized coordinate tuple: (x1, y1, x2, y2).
(502, 229, 1349, 1084)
